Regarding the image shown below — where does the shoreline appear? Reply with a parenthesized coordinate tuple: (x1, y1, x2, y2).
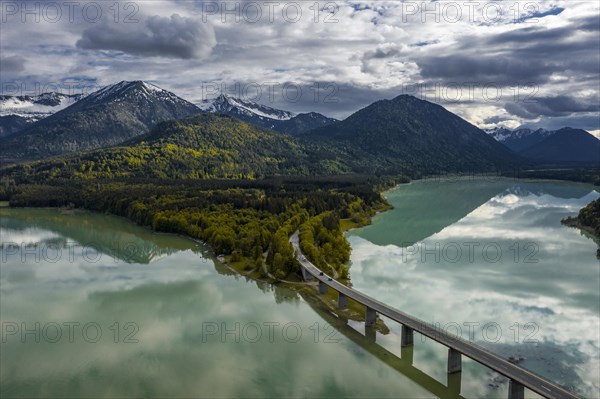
(217, 199, 396, 333)
(5, 175, 597, 330)
(0, 203, 391, 333)
(218, 251, 391, 334)
(561, 217, 600, 258)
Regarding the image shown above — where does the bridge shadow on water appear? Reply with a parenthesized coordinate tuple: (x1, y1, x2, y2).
(302, 293, 466, 399)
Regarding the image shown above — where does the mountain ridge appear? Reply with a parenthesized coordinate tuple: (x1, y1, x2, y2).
(486, 126, 599, 164)
(0, 81, 202, 162)
(486, 127, 554, 153)
(519, 127, 600, 164)
(0, 92, 523, 177)
(199, 94, 338, 135)
(2, 113, 349, 181)
(304, 94, 519, 175)
(0, 92, 85, 137)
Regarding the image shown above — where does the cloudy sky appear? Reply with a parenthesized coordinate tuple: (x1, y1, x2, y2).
(1, 0, 599, 134)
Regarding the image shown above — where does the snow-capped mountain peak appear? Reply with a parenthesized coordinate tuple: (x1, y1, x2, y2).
(485, 126, 557, 152)
(0, 91, 87, 137)
(197, 94, 338, 134)
(200, 94, 296, 121)
(485, 127, 514, 142)
(87, 81, 189, 105)
(87, 80, 133, 101)
(0, 92, 84, 118)
(486, 127, 553, 140)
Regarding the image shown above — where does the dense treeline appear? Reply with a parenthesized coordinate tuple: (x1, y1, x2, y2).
(0, 114, 352, 181)
(299, 212, 351, 278)
(506, 168, 600, 185)
(562, 198, 600, 258)
(0, 108, 528, 182)
(577, 199, 600, 236)
(565, 198, 600, 237)
(2, 176, 390, 280)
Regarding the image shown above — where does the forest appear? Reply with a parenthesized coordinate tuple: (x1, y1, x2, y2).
(0, 175, 396, 280)
(563, 198, 600, 258)
(575, 198, 600, 237)
(506, 168, 600, 185)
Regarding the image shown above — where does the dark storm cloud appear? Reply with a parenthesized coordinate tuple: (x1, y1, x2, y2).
(505, 96, 599, 119)
(483, 116, 508, 125)
(360, 44, 406, 74)
(577, 15, 600, 32)
(364, 46, 403, 60)
(1, 55, 26, 73)
(418, 55, 555, 85)
(77, 14, 216, 59)
(418, 18, 600, 87)
(519, 115, 600, 133)
(504, 102, 540, 119)
(207, 80, 399, 119)
(479, 24, 598, 61)
(485, 25, 567, 44)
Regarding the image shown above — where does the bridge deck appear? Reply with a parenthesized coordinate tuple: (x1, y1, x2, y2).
(290, 233, 579, 399)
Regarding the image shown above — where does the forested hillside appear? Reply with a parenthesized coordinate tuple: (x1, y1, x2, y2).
(305, 94, 519, 175)
(0, 114, 351, 181)
(1, 176, 392, 280)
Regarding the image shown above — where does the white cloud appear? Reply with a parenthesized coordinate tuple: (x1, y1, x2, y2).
(0, 0, 597, 127)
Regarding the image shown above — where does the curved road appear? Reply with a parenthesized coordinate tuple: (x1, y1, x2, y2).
(290, 232, 580, 399)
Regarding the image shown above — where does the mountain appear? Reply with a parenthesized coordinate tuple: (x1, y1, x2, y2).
(0, 115, 34, 138)
(304, 95, 518, 175)
(486, 127, 554, 152)
(200, 94, 295, 129)
(1, 93, 523, 181)
(275, 112, 338, 135)
(3, 113, 348, 181)
(0, 92, 84, 137)
(519, 128, 600, 164)
(199, 94, 337, 134)
(487, 126, 600, 164)
(0, 81, 201, 162)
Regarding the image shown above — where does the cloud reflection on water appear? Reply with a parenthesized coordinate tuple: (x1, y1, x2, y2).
(348, 181, 600, 397)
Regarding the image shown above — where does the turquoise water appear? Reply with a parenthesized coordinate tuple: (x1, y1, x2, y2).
(0, 208, 432, 398)
(1, 178, 598, 399)
(347, 179, 600, 398)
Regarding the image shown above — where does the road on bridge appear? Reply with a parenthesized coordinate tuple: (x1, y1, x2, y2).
(290, 232, 579, 399)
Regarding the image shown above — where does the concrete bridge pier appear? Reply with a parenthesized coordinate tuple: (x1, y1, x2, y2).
(338, 292, 348, 309)
(300, 266, 313, 281)
(401, 325, 414, 347)
(318, 281, 328, 295)
(508, 380, 525, 399)
(447, 348, 462, 374)
(365, 306, 377, 327)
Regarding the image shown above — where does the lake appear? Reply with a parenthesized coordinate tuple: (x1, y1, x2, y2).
(1, 178, 598, 398)
(347, 178, 600, 398)
(0, 208, 434, 398)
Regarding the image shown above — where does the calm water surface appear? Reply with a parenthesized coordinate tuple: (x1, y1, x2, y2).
(347, 179, 600, 398)
(0, 209, 431, 399)
(1, 178, 598, 398)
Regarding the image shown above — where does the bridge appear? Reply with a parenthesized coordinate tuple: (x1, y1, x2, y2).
(290, 233, 580, 399)
(305, 294, 466, 399)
